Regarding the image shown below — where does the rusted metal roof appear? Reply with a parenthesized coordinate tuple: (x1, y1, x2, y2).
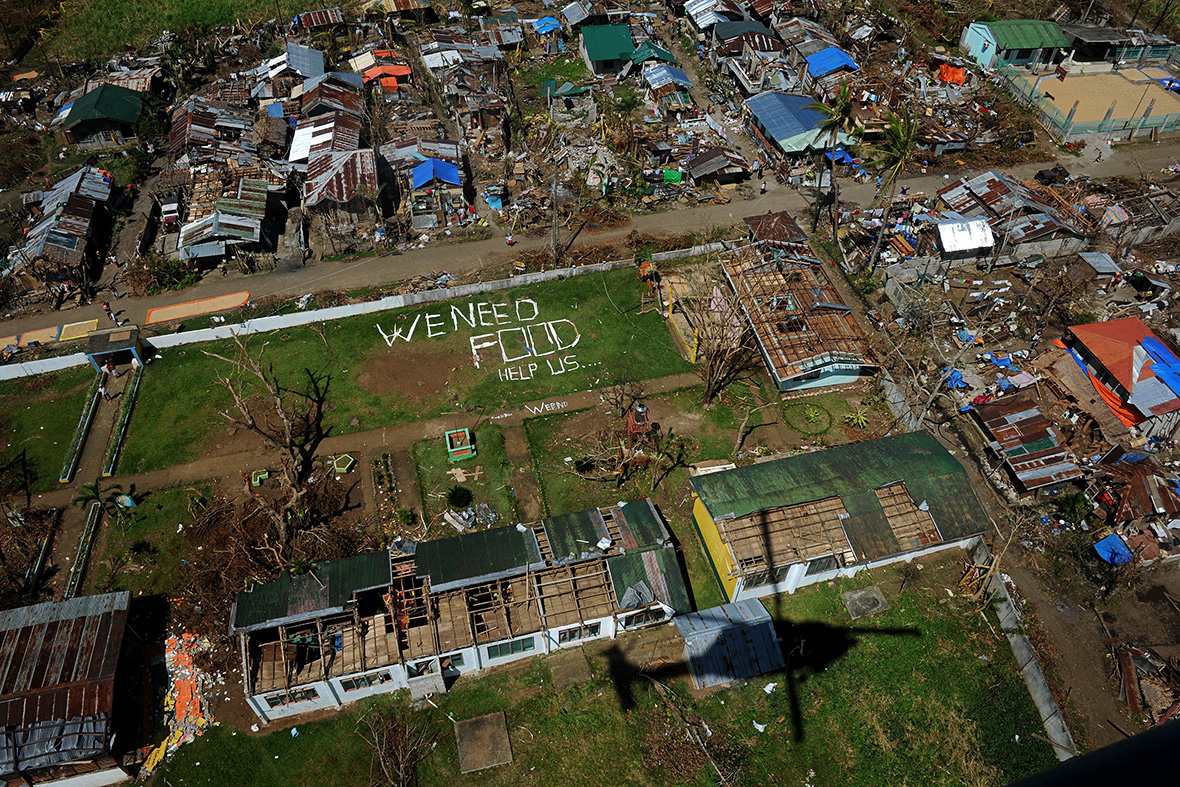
(0, 592, 128, 776)
(744, 210, 808, 245)
(974, 397, 1081, 491)
(85, 67, 160, 95)
(299, 7, 345, 28)
(937, 169, 1080, 242)
(1099, 457, 1180, 523)
(300, 79, 364, 117)
(305, 149, 378, 206)
(290, 111, 361, 162)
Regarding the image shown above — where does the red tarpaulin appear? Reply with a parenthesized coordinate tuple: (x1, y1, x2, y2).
(939, 64, 966, 85)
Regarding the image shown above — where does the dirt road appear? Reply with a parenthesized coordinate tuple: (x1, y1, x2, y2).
(6, 136, 1180, 341)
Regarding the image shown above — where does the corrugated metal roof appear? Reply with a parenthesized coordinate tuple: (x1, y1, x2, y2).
(690, 432, 989, 542)
(607, 547, 691, 614)
(643, 64, 693, 90)
(936, 217, 994, 252)
(289, 111, 361, 162)
(233, 551, 393, 631)
(299, 7, 345, 27)
(974, 398, 1081, 490)
(581, 24, 634, 62)
(62, 83, 142, 129)
(1078, 250, 1121, 275)
(304, 148, 378, 206)
(0, 592, 128, 775)
(301, 78, 364, 117)
(744, 210, 807, 244)
(983, 20, 1068, 51)
(674, 600, 785, 689)
(413, 526, 543, 591)
(745, 91, 825, 146)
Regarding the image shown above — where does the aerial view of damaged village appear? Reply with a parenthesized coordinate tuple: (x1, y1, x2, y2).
(13, 0, 1180, 784)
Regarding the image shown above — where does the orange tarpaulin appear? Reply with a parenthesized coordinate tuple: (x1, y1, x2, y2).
(938, 64, 966, 85)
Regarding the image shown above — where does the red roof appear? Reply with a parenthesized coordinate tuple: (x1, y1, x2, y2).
(1070, 317, 1158, 391)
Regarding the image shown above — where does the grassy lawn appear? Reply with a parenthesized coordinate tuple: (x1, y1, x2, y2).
(48, 0, 316, 59)
(412, 423, 518, 535)
(152, 561, 1057, 786)
(522, 389, 731, 611)
(86, 483, 210, 597)
(517, 56, 590, 87)
(119, 268, 691, 475)
(0, 367, 95, 493)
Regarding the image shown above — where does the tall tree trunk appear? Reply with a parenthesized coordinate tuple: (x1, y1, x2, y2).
(866, 179, 898, 273)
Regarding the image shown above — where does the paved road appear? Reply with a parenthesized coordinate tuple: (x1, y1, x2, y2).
(5, 136, 1180, 341)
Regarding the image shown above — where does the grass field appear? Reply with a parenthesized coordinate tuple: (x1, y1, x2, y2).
(86, 483, 209, 597)
(412, 423, 518, 533)
(151, 561, 1058, 786)
(48, 0, 315, 59)
(118, 268, 691, 475)
(0, 367, 96, 494)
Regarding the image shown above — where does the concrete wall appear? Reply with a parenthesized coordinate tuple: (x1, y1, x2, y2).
(2, 246, 738, 383)
(731, 536, 980, 602)
(961, 24, 998, 69)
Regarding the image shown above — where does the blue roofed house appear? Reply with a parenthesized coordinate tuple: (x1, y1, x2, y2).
(803, 45, 858, 97)
(408, 157, 465, 229)
(960, 20, 1068, 69)
(745, 91, 855, 159)
(230, 499, 689, 723)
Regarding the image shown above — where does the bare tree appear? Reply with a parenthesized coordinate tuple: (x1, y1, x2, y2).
(204, 336, 332, 542)
(601, 378, 646, 417)
(673, 268, 755, 406)
(356, 701, 437, 787)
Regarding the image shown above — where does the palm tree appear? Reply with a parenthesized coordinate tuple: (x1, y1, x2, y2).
(865, 106, 920, 272)
(72, 477, 123, 517)
(806, 80, 857, 267)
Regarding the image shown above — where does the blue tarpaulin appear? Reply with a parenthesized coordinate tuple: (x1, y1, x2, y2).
(1140, 336, 1180, 396)
(412, 158, 461, 189)
(266, 103, 284, 117)
(944, 368, 966, 389)
(805, 46, 858, 78)
(533, 16, 562, 34)
(825, 149, 854, 164)
(1094, 534, 1133, 566)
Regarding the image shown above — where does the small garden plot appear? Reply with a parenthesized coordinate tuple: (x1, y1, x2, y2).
(413, 424, 517, 537)
(0, 367, 96, 493)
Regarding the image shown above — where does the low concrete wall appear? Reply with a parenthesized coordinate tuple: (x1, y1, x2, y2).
(968, 537, 1078, 761)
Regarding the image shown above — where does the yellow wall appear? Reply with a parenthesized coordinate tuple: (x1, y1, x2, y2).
(691, 496, 738, 602)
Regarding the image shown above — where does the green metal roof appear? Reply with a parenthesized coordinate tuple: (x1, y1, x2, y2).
(581, 24, 635, 62)
(984, 20, 1068, 51)
(690, 432, 989, 546)
(607, 546, 691, 614)
(232, 550, 393, 631)
(414, 526, 542, 590)
(631, 40, 677, 65)
(543, 499, 671, 563)
(63, 83, 143, 130)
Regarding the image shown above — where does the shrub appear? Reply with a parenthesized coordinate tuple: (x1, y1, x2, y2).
(446, 485, 473, 509)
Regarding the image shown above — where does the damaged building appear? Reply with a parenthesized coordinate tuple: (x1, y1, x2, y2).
(231, 500, 688, 723)
(690, 431, 991, 602)
(721, 241, 876, 391)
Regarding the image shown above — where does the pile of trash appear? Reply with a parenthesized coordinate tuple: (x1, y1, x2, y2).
(141, 633, 216, 775)
(443, 503, 500, 532)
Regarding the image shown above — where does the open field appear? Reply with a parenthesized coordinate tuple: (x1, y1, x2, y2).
(150, 560, 1057, 786)
(0, 366, 95, 493)
(1019, 71, 1180, 123)
(117, 268, 692, 475)
(47, 0, 315, 59)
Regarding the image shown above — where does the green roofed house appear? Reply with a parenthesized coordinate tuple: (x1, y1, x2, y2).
(580, 24, 635, 75)
(230, 499, 688, 723)
(689, 431, 990, 602)
(960, 20, 1068, 69)
(59, 83, 144, 149)
(630, 40, 678, 67)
